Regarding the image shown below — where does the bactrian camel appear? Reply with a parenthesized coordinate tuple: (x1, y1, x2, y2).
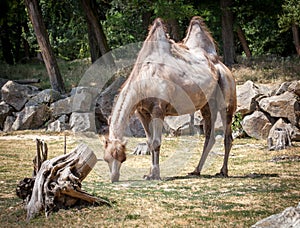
(104, 17, 237, 182)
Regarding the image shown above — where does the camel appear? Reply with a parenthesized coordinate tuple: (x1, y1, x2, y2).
(103, 17, 236, 182)
(182, 16, 237, 176)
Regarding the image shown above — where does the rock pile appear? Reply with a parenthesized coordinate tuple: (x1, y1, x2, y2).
(236, 80, 300, 145)
(1, 78, 300, 145)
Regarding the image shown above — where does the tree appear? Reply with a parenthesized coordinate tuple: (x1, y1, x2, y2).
(220, 0, 235, 66)
(278, 0, 300, 56)
(80, 0, 115, 65)
(24, 0, 65, 93)
(236, 25, 251, 58)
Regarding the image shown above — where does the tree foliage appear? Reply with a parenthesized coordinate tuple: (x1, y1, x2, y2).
(278, 0, 300, 31)
(0, 0, 299, 65)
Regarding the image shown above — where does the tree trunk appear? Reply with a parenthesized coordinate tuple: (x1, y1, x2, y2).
(24, 0, 66, 94)
(236, 25, 251, 58)
(87, 19, 101, 63)
(80, 0, 115, 65)
(292, 24, 300, 56)
(0, 21, 14, 65)
(220, 0, 235, 67)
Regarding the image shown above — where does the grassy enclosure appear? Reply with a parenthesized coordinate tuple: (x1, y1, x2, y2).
(0, 131, 299, 227)
(0, 57, 300, 226)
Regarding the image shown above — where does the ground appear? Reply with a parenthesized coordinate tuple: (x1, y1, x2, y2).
(0, 130, 299, 227)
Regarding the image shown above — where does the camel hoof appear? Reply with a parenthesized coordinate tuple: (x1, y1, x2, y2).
(215, 172, 228, 178)
(143, 174, 161, 181)
(188, 171, 200, 176)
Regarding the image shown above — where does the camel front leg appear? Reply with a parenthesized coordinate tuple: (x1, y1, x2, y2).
(144, 117, 164, 180)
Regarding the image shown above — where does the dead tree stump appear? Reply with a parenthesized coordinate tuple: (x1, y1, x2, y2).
(16, 141, 111, 221)
(268, 128, 292, 151)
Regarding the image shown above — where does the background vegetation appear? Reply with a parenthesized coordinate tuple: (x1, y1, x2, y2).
(0, 0, 299, 64)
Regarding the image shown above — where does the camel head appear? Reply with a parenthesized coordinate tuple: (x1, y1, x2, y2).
(104, 139, 126, 182)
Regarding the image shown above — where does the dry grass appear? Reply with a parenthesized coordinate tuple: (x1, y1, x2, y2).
(232, 56, 300, 85)
(0, 131, 299, 227)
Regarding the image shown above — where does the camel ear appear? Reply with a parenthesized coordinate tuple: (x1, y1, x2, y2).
(122, 139, 127, 147)
(103, 136, 110, 149)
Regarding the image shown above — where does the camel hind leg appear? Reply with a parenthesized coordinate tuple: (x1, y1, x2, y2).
(189, 100, 217, 176)
(218, 107, 234, 177)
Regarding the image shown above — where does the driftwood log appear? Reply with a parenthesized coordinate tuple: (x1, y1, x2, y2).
(16, 140, 111, 221)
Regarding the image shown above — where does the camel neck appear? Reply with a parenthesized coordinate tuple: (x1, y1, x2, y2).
(108, 82, 135, 141)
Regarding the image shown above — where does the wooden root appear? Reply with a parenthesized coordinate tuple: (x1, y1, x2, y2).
(17, 141, 111, 221)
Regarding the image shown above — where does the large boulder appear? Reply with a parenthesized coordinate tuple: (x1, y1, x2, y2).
(164, 113, 203, 136)
(1, 81, 39, 111)
(3, 116, 16, 132)
(71, 86, 99, 113)
(259, 91, 300, 126)
(252, 202, 300, 228)
(241, 111, 272, 140)
(0, 101, 13, 130)
(47, 115, 69, 132)
(12, 104, 50, 130)
(288, 80, 300, 97)
(274, 81, 292, 96)
(69, 112, 96, 132)
(236, 81, 271, 116)
(95, 76, 126, 122)
(0, 78, 9, 100)
(26, 89, 62, 106)
(50, 97, 73, 117)
(124, 115, 145, 137)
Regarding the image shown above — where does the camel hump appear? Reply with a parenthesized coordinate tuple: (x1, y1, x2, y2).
(148, 18, 166, 32)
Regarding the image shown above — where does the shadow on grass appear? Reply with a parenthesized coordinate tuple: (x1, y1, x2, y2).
(164, 173, 279, 181)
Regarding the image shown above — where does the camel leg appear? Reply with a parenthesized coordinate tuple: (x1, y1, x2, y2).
(143, 109, 164, 180)
(218, 109, 234, 177)
(133, 110, 152, 155)
(189, 102, 217, 176)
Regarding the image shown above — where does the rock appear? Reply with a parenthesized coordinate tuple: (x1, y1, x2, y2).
(0, 102, 13, 130)
(47, 115, 69, 132)
(95, 76, 126, 122)
(241, 111, 272, 140)
(288, 80, 300, 97)
(259, 91, 300, 126)
(267, 118, 293, 150)
(274, 81, 292, 95)
(69, 112, 96, 132)
(236, 81, 270, 116)
(1, 81, 39, 111)
(3, 116, 16, 132)
(12, 104, 50, 130)
(26, 89, 61, 106)
(164, 113, 202, 136)
(71, 87, 99, 113)
(50, 97, 73, 117)
(0, 78, 9, 100)
(124, 115, 145, 137)
(252, 202, 300, 228)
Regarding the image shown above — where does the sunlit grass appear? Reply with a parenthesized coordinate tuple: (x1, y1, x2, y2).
(0, 131, 299, 227)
